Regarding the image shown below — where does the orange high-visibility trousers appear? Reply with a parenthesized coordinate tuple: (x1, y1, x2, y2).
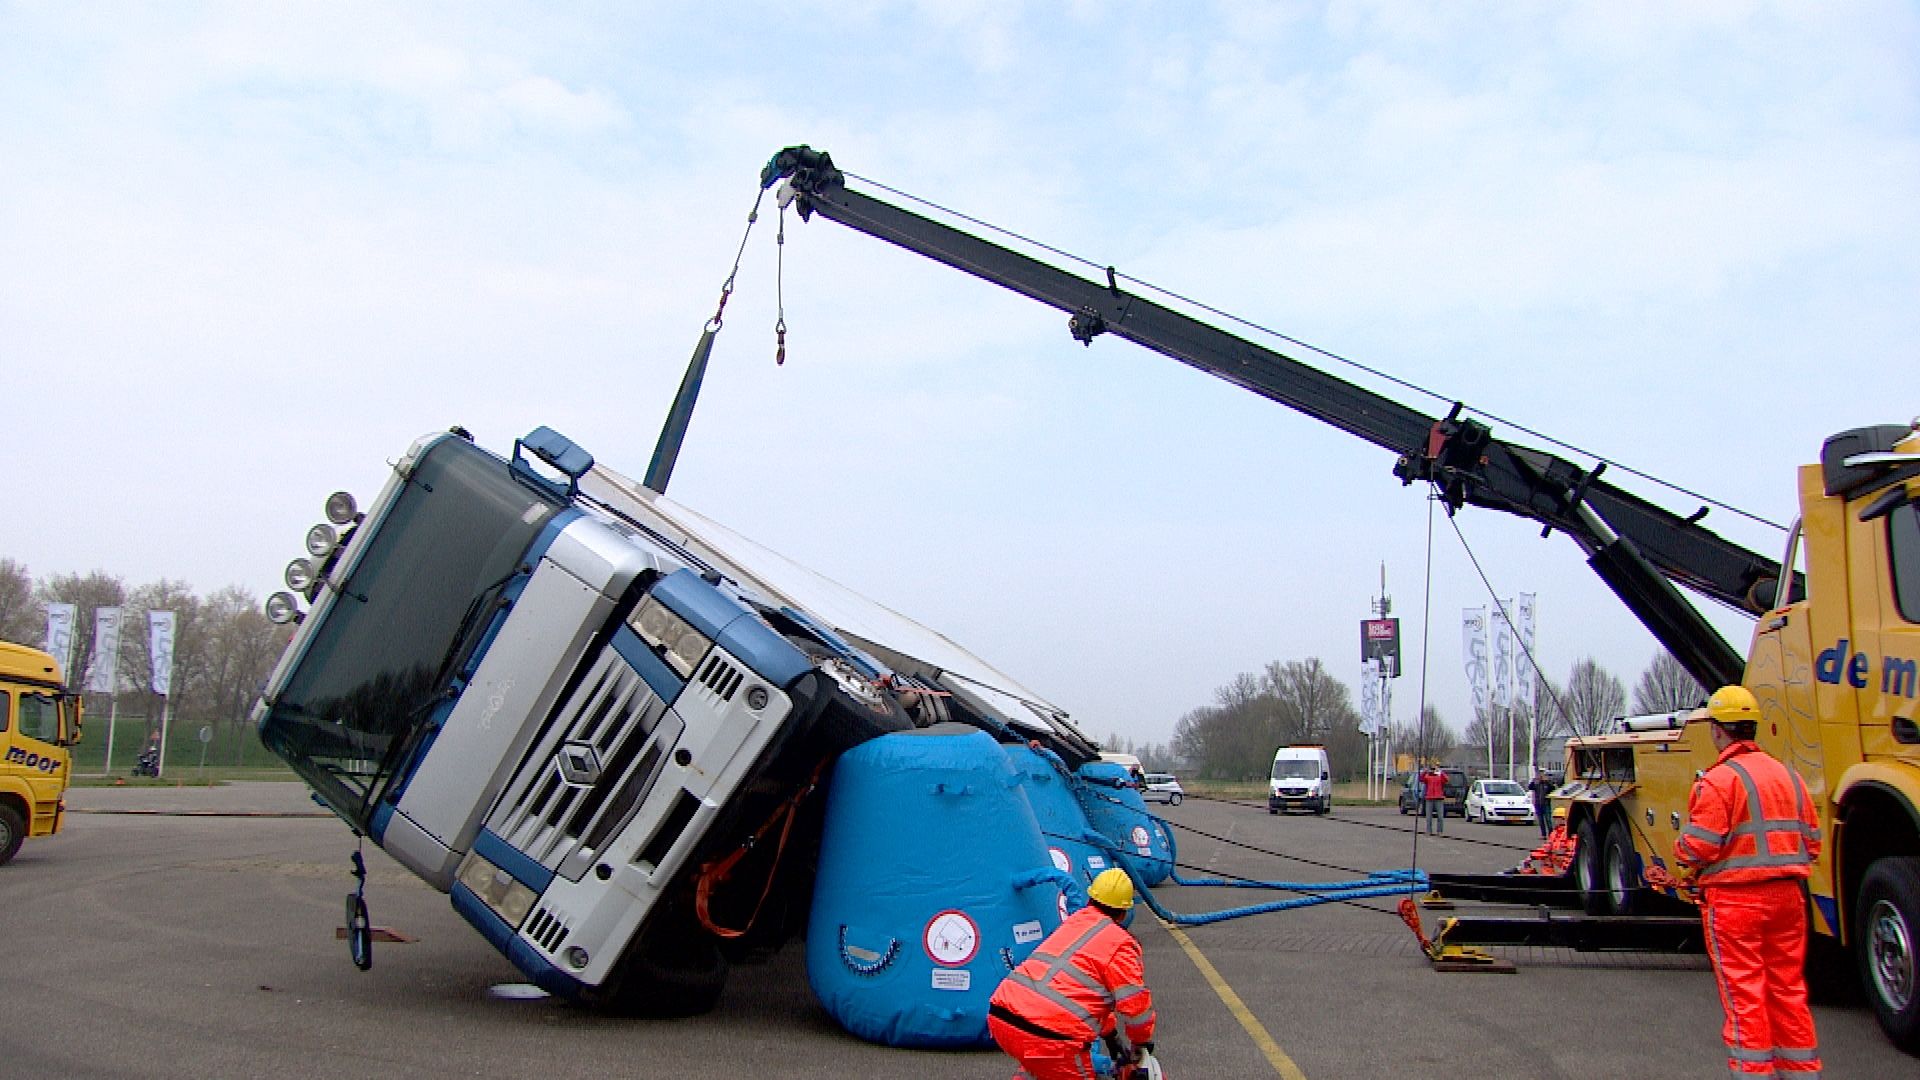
(1701, 878, 1821, 1077)
(987, 1015, 1097, 1080)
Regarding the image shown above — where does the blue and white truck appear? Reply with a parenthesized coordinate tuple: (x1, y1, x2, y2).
(255, 424, 1094, 1013)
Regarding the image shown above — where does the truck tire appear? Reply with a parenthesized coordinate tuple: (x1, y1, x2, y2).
(1602, 819, 1642, 917)
(1573, 817, 1607, 915)
(607, 926, 730, 1018)
(1855, 855, 1920, 1053)
(789, 638, 913, 753)
(0, 803, 23, 866)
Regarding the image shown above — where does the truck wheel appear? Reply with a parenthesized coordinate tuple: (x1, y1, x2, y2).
(608, 928, 730, 1018)
(789, 638, 913, 752)
(1573, 818, 1607, 915)
(0, 804, 23, 866)
(1856, 855, 1920, 1052)
(1602, 819, 1641, 916)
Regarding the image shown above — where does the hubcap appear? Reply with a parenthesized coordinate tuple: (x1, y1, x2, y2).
(1868, 898, 1916, 1012)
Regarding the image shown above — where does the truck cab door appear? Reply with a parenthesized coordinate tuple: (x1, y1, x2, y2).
(3, 689, 71, 836)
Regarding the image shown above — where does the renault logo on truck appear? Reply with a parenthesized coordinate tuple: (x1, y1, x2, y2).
(555, 741, 603, 789)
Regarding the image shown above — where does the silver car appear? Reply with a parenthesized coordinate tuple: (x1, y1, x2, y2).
(1142, 772, 1184, 806)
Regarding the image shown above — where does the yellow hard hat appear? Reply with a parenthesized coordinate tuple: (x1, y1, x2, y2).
(1705, 685, 1762, 727)
(1088, 868, 1134, 911)
(1551, 805, 1568, 820)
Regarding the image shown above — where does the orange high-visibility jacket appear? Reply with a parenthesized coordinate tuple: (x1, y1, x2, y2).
(1674, 740, 1821, 886)
(990, 906, 1156, 1045)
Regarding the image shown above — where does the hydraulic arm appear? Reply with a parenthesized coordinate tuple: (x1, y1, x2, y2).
(762, 146, 1797, 690)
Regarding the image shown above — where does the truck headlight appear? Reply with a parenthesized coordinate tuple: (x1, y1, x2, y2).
(628, 596, 711, 678)
(456, 851, 537, 929)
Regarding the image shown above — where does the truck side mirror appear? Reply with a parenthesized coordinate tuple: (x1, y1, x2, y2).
(1321, 771, 1329, 781)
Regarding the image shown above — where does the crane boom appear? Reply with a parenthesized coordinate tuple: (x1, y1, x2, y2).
(762, 145, 1797, 690)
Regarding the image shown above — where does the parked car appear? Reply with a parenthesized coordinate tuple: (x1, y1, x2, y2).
(1142, 773, 1184, 806)
(1465, 779, 1538, 825)
(1396, 768, 1468, 817)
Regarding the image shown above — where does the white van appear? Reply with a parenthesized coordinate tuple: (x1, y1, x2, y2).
(1268, 745, 1332, 815)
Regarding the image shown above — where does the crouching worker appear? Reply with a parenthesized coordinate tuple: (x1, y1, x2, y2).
(988, 868, 1157, 1079)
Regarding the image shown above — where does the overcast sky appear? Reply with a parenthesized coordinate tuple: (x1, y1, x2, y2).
(4, 2, 1914, 748)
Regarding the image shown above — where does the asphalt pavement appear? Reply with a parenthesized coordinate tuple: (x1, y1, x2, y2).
(10, 784, 1909, 1078)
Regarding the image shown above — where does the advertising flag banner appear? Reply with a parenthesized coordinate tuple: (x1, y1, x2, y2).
(1491, 605, 1514, 708)
(86, 607, 122, 694)
(1462, 607, 1489, 716)
(1516, 593, 1538, 712)
(1359, 658, 1380, 734)
(149, 610, 177, 697)
(46, 603, 77, 677)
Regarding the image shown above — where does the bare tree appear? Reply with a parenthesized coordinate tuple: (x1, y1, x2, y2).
(0, 559, 36, 643)
(1262, 658, 1354, 743)
(1632, 651, 1704, 714)
(1559, 657, 1626, 736)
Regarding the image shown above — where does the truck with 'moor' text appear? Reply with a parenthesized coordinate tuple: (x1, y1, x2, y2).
(0, 640, 81, 866)
(254, 425, 1095, 1013)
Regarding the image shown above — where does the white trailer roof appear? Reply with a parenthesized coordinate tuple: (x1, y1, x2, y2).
(579, 465, 1079, 740)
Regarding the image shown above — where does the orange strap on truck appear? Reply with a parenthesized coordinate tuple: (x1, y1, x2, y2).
(694, 760, 827, 939)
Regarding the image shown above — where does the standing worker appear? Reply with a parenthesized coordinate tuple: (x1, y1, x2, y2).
(1420, 765, 1447, 835)
(1526, 767, 1555, 839)
(988, 868, 1157, 1079)
(1673, 685, 1822, 1079)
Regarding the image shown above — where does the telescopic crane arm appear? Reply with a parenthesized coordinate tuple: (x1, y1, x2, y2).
(762, 145, 1795, 691)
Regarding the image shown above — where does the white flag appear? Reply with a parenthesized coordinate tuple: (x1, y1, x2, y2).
(46, 603, 76, 678)
(1359, 658, 1380, 734)
(1516, 593, 1537, 713)
(1462, 607, 1489, 716)
(86, 607, 122, 694)
(1491, 605, 1514, 708)
(149, 610, 177, 697)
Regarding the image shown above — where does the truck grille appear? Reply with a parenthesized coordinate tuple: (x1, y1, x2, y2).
(486, 643, 684, 882)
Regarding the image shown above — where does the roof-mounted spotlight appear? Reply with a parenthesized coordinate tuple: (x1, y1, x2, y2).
(264, 591, 303, 625)
(305, 523, 340, 559)
(325, 491, 360, 525)
(284, 558, 317, 593)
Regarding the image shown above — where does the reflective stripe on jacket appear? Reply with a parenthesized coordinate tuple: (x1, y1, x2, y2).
(989, 906, 1157, 1046)
(1673, 740, 1820, 886)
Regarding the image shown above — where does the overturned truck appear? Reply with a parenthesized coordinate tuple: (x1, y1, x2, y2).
(253, 424, 1104, 1015)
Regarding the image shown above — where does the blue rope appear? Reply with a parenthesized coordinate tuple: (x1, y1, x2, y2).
(1066, 807, 1429, 926)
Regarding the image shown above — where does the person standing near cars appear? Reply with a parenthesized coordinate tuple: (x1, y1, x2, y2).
(1673, 685, 1821, 1079)
(1526, 768, 1555, 839)
(1420, 765, 1447, 835)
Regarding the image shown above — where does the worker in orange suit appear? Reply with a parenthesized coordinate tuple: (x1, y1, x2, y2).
(988, 868, 1156, 1079)
(1673, 685, 1822, 1078)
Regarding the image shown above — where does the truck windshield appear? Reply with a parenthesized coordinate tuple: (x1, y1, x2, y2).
(1272, 760, 1319, 780)
(258, 436, 562, 828)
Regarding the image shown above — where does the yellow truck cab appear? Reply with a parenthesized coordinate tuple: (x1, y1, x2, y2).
(1559, 422, 1920, 1050)
(0, 641, 81, 865)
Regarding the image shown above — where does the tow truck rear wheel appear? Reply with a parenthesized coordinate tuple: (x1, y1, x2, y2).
(1601, 820, 1641, 917)
(1573, 817, 1607, 915)
(0, 803, 23, 866)
(1856, 855, 1920, 1052)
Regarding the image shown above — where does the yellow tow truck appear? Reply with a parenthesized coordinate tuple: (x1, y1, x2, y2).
(734, 145, 1918, 1051)
(1544, 425, 1920, 1050)
(0, 641, 82, 865)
